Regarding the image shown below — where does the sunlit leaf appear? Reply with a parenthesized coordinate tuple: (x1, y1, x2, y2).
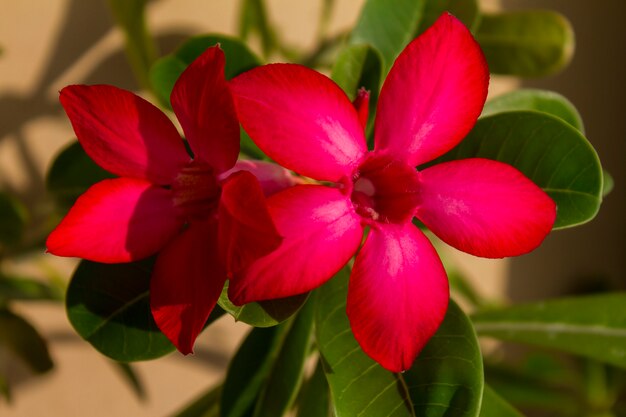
(254, 299, 315, 417)
(218, 281, 308, 328)
(315, 268, 414, 417)
(416, 0, 480, 35)
(431, 111, 603, 229)
(46, 141, 114, 209)
(0, 309, 53, 374)
(602, 169, 614, 198)
(482, 89, 584, 133)
(476, 11, 574, 77)
(0, 192, 27, 247)
(479, 385, 524, 417)
(405, 300, 484, 417)
(473, 293, 626, 369)
(350, 0, 424, 72)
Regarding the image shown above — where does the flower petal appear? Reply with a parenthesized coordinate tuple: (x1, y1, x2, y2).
(230, 64, 367, 181)
(374, 13, 489, 167)
(46, 178, 182, 263)
(416, 158, 556, 258)
(220, 159, 299, 197)
(228, 185, 363, 304)
(151, 220, 225, 354)
(60, 85, 190, 184)
(218, 170, 282, 276)
(347, 223, 449, 372)
(171, 46, 240, 173)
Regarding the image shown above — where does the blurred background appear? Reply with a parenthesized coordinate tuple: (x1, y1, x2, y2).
(0, 0, 623, 416)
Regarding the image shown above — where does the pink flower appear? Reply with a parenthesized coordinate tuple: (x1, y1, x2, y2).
(228, 14, 556, 372)
(47, 46, 288, 353)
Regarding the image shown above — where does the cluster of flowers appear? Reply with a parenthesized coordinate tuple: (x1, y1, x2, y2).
(47, 14, 555, 372)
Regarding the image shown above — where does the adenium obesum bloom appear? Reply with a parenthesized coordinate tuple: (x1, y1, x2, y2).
(228, 14, 557, 372)
(47, 46, 291, 353)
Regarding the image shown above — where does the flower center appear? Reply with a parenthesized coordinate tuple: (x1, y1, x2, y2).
(349, 153, 421, 224)
(172, 161, 220, 221)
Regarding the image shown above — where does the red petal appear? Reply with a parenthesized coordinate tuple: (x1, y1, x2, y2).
(151, 220, 225, 354)
(374, 13, 489, 167)
(220, 160, 299, 197)
(171, 46, 240, 173)
(352, 88, 370, 131)
(218, 170, 282, 276)
(416, 158, 556, 258)
(228, 185, 363, 304)
(46, 178, 182, 263)
(60, 85, 190, 184)
(348, 224, 449, 372)
(230, 64, 367, 181)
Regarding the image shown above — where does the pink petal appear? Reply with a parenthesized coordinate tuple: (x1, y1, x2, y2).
(352, 88, 370, 131)
(347, 223, 449, 372)
(218, 170, 282, 276)
(60, 85, 190, 184)
(416, 158, 556, 258)
(171, 46, 240, 174)
(374, 13, 489, 167)
(151, 220, 225, 354)
(220, 160, 299, 197)
(228, 185, 363, 304)
(230, 64, 367, 181)
(46, 178, 182, 263)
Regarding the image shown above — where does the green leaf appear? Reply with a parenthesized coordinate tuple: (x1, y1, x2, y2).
(295, 359, 332, 417)
(112, 361, 146, 400)
(149, 34, 261, 108)
(0, 192, 27, 247)
(66, 259, 225, 361)
(475, 11, 574, 77)
(416, 0, 480, 35)
(0, 274, 63, 303)
(479, 385, 524, 417)
(472, 293, 626, 369)
(0, 309, 53, 374)
(170, 384, 222, 417)
(315, 268, 415, 417)
(404, 300, 484, 417)
(350, 0, 424, 72)
(238, 0, 277, 58)
(431, 111, 603, 229)
(253, 299, 315, 417)
(218, 281, 308, 328)
(221, 325, 286, 417)
(482, 89, 584, 133)
(602, 169, 614, 198)
(46, 141, 115, 209)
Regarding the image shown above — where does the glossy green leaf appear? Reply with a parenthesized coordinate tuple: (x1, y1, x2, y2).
(0, 192, 27, 246)
(295, 359, 332, 417)
(416, 0, 480, 35)
(431, 111, 603, 229)
(46, 141, 114, 209)
(0, 274, 63, 302)
(67, 259, 226, 361)
(404, 300, 484, 417)
(482, 89, 584, 133)
(221, 325, 285, 417)
(0, 309, 53, 374)
(171, 384, 222, 417)
(350, 0, 424, 72)
(218, 281, 308, 328)
(475, 11, 574, 77)
(150, 34, 261, 108)
(254, 299, 315, 417)
(479, 385, 524, 417)
(113, 361, 146, 400)
(315, 268, 415, 417)
(472, 293, 626, 369)
(602, 169, 614, 198)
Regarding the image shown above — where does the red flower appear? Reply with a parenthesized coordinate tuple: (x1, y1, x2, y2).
(47, 46, 287, 353)
(228, 14, 556, 372)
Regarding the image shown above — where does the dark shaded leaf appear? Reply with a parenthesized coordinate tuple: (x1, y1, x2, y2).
(112, 361, 146, 400)
(295, 359, 332, 417)
(0, 309, 53, 374)
(171, 384, 222, 417)
(0, 192, 27, 247)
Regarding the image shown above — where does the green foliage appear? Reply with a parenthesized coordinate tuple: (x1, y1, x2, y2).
(0, 192, 27, 247)
(238, 0, 277, 58)
(432, 111, 603, 229)
(473, 293, 626, 369)
(350, 0, 424, 73)
(479, 385, 524, 417)
(0, 274, 63, 303)
(294, 360, 332, 417)
(0, 309, 53, 374)
(416, 0, 480, 35)
(170, 385, 222, 417)
(476, 10, 574, 77)
(112, 361, 146, 400)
